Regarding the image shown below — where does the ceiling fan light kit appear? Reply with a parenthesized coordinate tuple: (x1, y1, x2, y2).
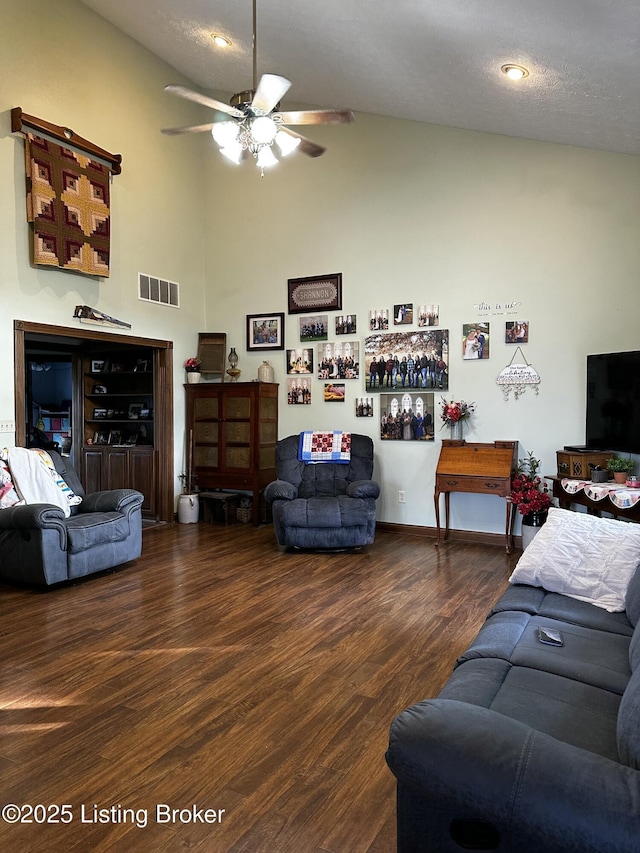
(162, 0, 354, 175)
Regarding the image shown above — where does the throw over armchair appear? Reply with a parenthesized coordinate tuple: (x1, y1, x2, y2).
(264, 432, 380, 549)
(0, 450, 143, 586)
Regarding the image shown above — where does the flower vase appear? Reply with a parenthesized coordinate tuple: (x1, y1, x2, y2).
(521, 510, 548, 550)
(449, 421, 463, 441)
(186, 371, 201, 384)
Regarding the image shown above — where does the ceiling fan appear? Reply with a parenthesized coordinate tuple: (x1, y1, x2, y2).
(161, 0, 355, 172)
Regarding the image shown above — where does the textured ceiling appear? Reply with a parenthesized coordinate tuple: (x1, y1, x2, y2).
(79, 0, 640, 155)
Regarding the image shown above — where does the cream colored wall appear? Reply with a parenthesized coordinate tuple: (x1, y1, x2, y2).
(0, 0, 208, 495)
(2, 1, 639, 533)
(203, 113, 640, 532)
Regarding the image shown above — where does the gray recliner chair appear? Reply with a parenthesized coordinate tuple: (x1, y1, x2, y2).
(264, 433, 380, 549)
(0, 451, 143, 586)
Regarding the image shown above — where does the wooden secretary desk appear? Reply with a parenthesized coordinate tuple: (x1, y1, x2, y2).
(434, 440, 518, 552)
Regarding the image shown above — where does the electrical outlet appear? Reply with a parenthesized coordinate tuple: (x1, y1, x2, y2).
(398, 490, 406, 503)
(0, 420, 15, 433)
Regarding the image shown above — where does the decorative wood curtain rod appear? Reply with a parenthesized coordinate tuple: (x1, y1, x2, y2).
(11, 107, 122, 175)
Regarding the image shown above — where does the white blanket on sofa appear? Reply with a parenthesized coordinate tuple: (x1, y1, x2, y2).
(8, 448, 82, 518)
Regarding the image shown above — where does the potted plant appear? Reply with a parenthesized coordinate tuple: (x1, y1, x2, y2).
(607, 457, 635, 484)
(511, 451, 552, 549)
(184, 356, 201, 384)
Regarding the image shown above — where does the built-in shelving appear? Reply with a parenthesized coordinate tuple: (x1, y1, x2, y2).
(81, 347, 157, 517)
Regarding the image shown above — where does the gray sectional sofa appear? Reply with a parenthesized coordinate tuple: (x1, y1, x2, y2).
(386, 508, 640, 852)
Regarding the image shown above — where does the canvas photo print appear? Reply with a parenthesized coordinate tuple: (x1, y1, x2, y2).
(365, 330, 449, 392)
(317, 341, 360, 380)
(356, 397, 374, 417)
(393, 303, 413, 325)
(369, 309, 389, 331)
(335, 315, 357, 335)
(299, 315, 328, 342)
(380, 392, 435, 441)
(286, 348, 314, 375)
(462, 322, 490, 359)
(418, 304, 439, 326)
(324, 383, 345, 402)
(505, 320, 529, 344)
(287, 378, 311, 404)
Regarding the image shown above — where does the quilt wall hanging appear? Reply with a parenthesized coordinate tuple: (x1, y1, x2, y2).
(12, 108, 122, 278)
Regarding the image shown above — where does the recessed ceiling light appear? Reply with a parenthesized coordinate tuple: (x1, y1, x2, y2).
(211, 33, 231, 48)
(501, 64, 530, 81)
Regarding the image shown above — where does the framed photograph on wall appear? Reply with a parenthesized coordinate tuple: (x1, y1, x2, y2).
(246, 313, 285, 351)
(128, 402, 144, 419)
(287, 273, 342, 314)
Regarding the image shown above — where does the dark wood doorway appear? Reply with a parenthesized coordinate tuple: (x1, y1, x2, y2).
(13, 320, 174, 523)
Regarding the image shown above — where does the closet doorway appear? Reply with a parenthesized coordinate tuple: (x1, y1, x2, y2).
(13, 320, 174, 523)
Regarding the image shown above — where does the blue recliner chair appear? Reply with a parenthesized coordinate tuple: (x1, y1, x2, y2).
(0, 450, 143, 586)
(264, 433, 380, 549)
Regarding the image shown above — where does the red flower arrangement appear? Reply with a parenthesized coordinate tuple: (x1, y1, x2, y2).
(184, 357, 201, 372)
(440, 399, 476, 428)
(510, 451, 552, 516)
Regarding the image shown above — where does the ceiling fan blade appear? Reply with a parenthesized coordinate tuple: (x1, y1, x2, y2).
(164, 84, 244, 118)
(251, 74, 292, 114)
(280, 128, 326, 158)
(276, 109, 355, 126)
(161, 123, 214, 136)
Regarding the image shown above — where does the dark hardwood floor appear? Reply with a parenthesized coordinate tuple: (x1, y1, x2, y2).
(0, 523, 519, 852)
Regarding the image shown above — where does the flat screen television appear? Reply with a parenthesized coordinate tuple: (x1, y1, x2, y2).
(586, 351, 640, 455)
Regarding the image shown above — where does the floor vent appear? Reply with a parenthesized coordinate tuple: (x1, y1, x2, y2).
(138, 273, 180, 308)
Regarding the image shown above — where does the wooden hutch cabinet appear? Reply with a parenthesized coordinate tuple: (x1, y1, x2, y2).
(185, 382, 278, 526)
(81, 348, 157, 517)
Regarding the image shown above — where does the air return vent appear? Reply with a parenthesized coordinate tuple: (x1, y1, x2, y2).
(138, 273, 180, 308)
